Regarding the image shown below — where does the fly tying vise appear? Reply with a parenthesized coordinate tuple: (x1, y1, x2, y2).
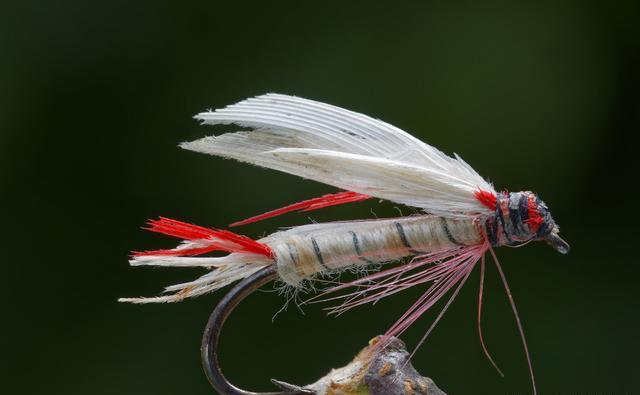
(121, 94, 569, 395)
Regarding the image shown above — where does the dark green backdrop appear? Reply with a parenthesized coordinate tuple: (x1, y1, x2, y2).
(3, 1, 639, 394)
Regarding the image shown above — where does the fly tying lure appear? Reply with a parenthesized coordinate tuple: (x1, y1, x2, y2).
(121, 94, 569, 395)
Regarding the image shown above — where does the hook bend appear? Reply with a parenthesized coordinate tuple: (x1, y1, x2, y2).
(201, 266, 314, 395)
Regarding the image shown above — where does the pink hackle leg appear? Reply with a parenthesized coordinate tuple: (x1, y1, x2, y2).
(477, 254, 505, 377)
(405, 263, 475, 362)
(488, 245, 537, 395)
(385, 260, 467, 338)
(379, 252, 483, 355)
(314, 247, 470, 315)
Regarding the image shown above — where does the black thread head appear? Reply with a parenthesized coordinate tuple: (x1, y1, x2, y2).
(486, 191, 569, 254)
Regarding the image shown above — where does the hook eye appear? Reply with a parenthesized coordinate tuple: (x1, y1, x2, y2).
(545, 233, 570, 254)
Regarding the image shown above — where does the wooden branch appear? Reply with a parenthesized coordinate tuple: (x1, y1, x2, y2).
(281, 336, 447, 395)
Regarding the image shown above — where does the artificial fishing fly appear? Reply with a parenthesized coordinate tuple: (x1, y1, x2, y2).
(121, 94, 569, 395)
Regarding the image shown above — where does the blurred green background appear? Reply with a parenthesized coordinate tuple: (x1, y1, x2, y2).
(2, 1, 639, 394)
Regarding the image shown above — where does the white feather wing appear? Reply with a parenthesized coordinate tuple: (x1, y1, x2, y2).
(182, 93, 495, 217)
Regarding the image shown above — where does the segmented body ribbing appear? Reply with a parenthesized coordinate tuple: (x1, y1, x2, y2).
(263, 215, 483, 286)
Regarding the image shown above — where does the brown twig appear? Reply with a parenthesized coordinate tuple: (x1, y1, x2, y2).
(301, 336, 447, 395)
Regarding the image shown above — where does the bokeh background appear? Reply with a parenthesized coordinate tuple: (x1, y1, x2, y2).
(2, 1, 639, 394)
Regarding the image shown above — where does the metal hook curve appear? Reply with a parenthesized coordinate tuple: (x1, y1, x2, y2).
(201, 266, 313, 395)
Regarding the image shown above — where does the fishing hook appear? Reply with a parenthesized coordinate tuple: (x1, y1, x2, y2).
(201, 265, 315, 395)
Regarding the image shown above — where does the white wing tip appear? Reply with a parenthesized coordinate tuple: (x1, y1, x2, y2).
(193, 93, 295, 120)
(179, 137, 215, 153)
(179, 140, 197, 151)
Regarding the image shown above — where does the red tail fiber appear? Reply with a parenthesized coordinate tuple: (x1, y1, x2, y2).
(230, 191, 371, 227)
(145, 217, 219, 240)
(133, 217, 273, 257)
